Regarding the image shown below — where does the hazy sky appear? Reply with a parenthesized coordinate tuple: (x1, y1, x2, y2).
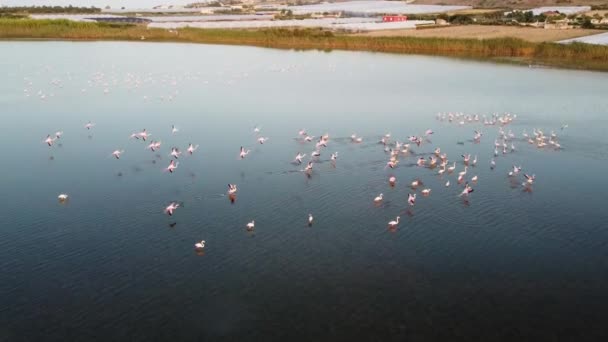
(0, 0, 197, 8)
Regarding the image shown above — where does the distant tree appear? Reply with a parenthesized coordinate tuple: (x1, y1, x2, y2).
(581, 18, 594, 28)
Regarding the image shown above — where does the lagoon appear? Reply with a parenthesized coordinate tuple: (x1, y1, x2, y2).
(1, 41, 608, 341)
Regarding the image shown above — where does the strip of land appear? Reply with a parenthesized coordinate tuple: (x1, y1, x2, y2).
(355, 25, 602, 43)
(1, 19, 607, 72)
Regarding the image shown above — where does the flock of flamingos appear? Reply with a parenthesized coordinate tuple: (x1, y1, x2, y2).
(44, 111, 565, 252)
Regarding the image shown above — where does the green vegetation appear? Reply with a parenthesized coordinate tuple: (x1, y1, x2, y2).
(0, 6, 100, 14)
(0, 18, 607, 71)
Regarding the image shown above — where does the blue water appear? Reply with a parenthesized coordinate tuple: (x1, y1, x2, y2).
(1, 41, 608, 341)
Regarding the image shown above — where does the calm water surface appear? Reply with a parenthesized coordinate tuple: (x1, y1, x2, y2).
(1, 42, 608, 341)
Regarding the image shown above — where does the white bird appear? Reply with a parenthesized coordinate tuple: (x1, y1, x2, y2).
(471, 175, 478, 182)
(194, 240, 206, 250)
(294, 153, 306, 164)
(351, 134, 363, 143)
(425, 129, 434, 136)
(304, 135, 314, 142)
(458, 166, 468, 178)
(239, 146, 250, 159)
(445, 180, 450, 187)
(171, 125, 179, 134)
(164, 202, 179, 216)
(411, 179, 421, 188)
(311, 150, 321, 157)
(448, 162, 456, 173)
(246, 220, 255, 230)
(508, 165, 522, 177)
(421, 189, 431, 196)
(389, 176, 396, 185)
(187, 143, 198, 154)
(490, 158, 496, 169)
(227, 183, 238, 195)
(170, 147, 182, 159)
(258, 137, 269, 144)
(254, 125, 261, 134)
(462, 154, 471, 165)
(130, 129, 151, 141)
(304, 161, 313, 172)
(388, 216, 400, 228)
(524, 174, 536, 184)
(84, 121, 95, 130)
(459, 183, 474, 197)
(308, 214, 314, 225)
(147, 141, 162, 152)
(330, 152, 338, 161)
(55, 131, 63, 139)
(472, 155, 477, 166)
(57, 194, 69, 202)
(165, 160, 178, 173)
(44, 134, 56, 146)
(112, 150, 123, 159)
(298, 129, 307, 136)
(408, 193, 416, 206)
(374, 193, 383, 203)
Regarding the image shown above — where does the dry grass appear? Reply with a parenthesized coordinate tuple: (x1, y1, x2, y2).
(1, 19, 607, 71)
(355, 25, 602, 43)
(412, 0, 607, 9)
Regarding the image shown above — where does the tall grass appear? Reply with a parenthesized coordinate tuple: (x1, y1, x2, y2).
(1, 19, 607, 71)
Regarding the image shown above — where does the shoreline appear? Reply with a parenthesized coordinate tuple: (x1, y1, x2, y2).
(1, 19, 607, 72)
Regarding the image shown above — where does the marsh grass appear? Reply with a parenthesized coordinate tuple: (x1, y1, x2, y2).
(2, 19, 607, 71)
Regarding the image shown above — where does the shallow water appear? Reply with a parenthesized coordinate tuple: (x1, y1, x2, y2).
(1, 41, 608, 341)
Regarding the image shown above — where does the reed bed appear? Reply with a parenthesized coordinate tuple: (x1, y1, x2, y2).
(2, 19, 607, 71)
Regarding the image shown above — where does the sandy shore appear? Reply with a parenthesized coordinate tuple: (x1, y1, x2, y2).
(354, 25, 602, 43)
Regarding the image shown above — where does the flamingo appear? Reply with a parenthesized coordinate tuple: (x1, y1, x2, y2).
(227, 184, 237, 195)
(311, 150, 321, 157)
(304, 135, 314, 142)
(434, 147, 441, 156)
(258, 137, 269, 144)
(294, 153, 306, 164)
(471, 175, 478, 182)
(425, 129, 434, 136)
(417, 157, 426, 166)
(84, 121, 95, 130)
(351, 134, 362, 143)
(239, 146, 250, 159)
(253, 125, 261, 134)
(389, 176, 396, 185)
(508, 165, 522, 177)
(308, 214, 314, 226)
(445, 180, 450, 187)
(388, 216, 400, 228)
(374, 193, 383, 203)
(421, 189, 431, 196)
(112, 150, 123, 159)
(170, 147, 182, 159)
(171, 125, 179, 134)
(54, 131, 63, 139)
(472, 155, 477, 166)
(147, 141, 162, 152)
(411, 179, 421, 188)
(187, 143, 199, 154)
(524, 174, 535, 184)
(462, 154, 471, 165)
(298, 129, 307, 136)
(165, 160, 178, 173)
(459, 183, 474, 197)
(246, 220, 255, 230)
(408, 193, 416, 206)
(194, 240, 205, 250)
(164, 202, 179, 216)
(448, 162, 456, 173)
(304, 161, 313, 172)
(490, 158, 496, 169)
(57, 194, 68, 202)
(44, 134, 56, 146)
(330, 152, 338, 161)
(458, 166, 468, 178)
